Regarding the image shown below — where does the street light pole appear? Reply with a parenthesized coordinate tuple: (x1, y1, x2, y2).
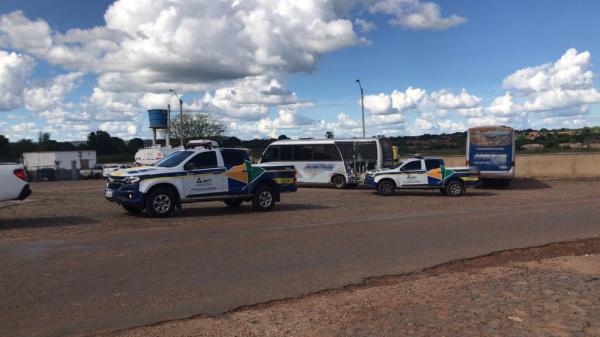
(356, 79, 365, 138)
(169, 89, 184, 147)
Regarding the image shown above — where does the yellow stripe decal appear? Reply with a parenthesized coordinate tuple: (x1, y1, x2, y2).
(273, 177, 295, 184)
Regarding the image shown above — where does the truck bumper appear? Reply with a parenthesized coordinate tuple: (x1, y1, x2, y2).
(18, 184, 32, 200)
(364, 175, 376, 188)
(105, 188, 145, 207)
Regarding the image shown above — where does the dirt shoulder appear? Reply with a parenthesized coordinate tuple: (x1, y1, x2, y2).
(109, 239, 600, 337)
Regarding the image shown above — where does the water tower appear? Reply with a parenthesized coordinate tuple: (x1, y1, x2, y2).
(147, 107, 170, 146)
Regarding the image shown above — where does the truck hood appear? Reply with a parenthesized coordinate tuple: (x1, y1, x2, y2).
(110, 166, 164, 177)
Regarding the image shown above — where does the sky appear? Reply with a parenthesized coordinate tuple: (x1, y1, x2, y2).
(0, 0, 599, 141)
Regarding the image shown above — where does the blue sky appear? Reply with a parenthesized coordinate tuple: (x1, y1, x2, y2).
(1, 0, 599, 141)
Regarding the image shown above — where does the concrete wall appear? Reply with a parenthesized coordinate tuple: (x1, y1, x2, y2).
(440, 153, 600, 178)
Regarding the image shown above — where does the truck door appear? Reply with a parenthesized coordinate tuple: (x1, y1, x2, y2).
(398, 160, 427, 186)
(183, 151, 227, 198)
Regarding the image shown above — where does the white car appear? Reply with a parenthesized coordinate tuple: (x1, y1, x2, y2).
(102, 163, 132, 178)
(0, 163, 31, 202)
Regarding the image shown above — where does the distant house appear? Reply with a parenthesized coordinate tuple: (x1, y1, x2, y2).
(22, 150, 97, 181)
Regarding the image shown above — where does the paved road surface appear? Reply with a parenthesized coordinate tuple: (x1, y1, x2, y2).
(1, 179, 600, 336)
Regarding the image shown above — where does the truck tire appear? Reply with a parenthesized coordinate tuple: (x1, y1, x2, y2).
(224, 199, 244, 207)
(331, 175, 347, 189)
(377, 179, 396, 196)
(145, 188, 176, 217)
(252, 185, 275, 211)
(445, 180, 465, 197)
(122, 205, 143, 214)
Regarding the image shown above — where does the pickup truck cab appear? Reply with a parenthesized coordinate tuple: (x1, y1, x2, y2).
(105, 147, 297, 217)
(0, 163, 31, 202)
(365, 156, 479, 196)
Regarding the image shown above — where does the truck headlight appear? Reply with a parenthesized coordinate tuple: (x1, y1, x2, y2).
(123, 176, 140, 184)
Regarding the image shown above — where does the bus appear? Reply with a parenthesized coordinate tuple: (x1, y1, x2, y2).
(260, 138, 394, 188)
(466, 126, 515, 186)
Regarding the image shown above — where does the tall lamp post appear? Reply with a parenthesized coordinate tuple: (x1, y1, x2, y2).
(355, 79, 365, 138)
(169, 89, 184, 147)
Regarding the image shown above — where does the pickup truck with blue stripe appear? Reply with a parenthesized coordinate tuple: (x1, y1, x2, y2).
(105, 147, 297, 217)
(365, 156, 479, 196)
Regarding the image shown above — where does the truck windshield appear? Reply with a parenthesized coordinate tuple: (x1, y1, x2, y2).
(155, 151, 194, 167)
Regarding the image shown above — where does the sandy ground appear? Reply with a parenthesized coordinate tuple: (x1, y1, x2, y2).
(111, 244, 600, 337)
(0, 178, 596, 241)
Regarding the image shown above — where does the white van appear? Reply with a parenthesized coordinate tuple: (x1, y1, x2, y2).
(260, 138, 394, 188)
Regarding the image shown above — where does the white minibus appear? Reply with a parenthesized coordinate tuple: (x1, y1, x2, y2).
(260, 138, 394, 188)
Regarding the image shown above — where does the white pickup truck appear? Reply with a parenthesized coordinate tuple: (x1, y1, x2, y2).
(365, 156, 480, 196)
(0, 163, 31, 202)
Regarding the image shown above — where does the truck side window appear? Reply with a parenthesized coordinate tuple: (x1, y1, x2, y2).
(221, 149, 248, 167)
(401, 161, 422, 172)
(185, 151, 218, 170)
(425, 159, 442, 171)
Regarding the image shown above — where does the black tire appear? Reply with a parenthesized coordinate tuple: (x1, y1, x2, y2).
(501, 179, 512, 188)
(377, 179, 396, 196)
(224, 199, 244, 207)
(331, 175, 347, 189)
(252, 186, 275, 211)
(445, 180, 465, 197)
(145, 188, 176, 217)
(122, 204, 143, 214)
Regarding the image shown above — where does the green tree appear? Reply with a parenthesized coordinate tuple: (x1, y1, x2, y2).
(278, 134, 290, 140)
(325, 130, 334, 139)
(127, 138, 145, 154)
(167, 112, 225, 141)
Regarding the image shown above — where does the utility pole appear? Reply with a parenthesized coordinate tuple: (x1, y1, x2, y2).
(166, 104, 171, 147)
(355, 79, 365, 138)
(169, 89, 184, 147)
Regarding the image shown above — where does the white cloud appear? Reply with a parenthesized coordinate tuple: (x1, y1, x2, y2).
(0, 50, 34, 111)
(192, 75, 301, 120)
(390, 86, 427, 111)
(431, 89, 481, 109)
(370, 0, 466, 31)
(503, 48, 593, 92)
(99, 121, 138, 138)
(24, 72, 83, 112)
(364, 93, 395, 114)
(354, 18, 376, 32)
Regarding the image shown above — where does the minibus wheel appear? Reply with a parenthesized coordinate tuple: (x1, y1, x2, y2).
(331, 175, 347, 189)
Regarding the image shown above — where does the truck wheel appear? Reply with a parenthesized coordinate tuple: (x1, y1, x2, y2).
(146, 188, 176, 217)
(122, 205, 143, 214)
(331, 175, 347, 189)
(224, 199, 244, 207)
(445, 180, 465, 197)
(252, 186, 275, 211)
(377, 179, 396, 196)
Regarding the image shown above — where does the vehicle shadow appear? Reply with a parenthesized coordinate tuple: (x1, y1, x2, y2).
(0, 216, 98, 230)
(477, 178, 552, 190)
(175, 203, 332, 218)
(374, 190, 496, 197)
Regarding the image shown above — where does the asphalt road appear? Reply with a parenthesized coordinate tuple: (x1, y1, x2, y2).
(1, 179, 600, 337)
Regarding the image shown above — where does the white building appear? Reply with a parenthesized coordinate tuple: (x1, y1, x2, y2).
(22, 151, 97, 180)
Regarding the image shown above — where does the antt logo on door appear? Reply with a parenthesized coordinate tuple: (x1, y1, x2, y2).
(196, 177, 212, 186)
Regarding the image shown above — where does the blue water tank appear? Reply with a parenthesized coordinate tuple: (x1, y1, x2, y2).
(148, 109, 168, 129)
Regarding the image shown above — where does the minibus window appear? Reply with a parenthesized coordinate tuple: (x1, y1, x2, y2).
(262, 146, 279, 162)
